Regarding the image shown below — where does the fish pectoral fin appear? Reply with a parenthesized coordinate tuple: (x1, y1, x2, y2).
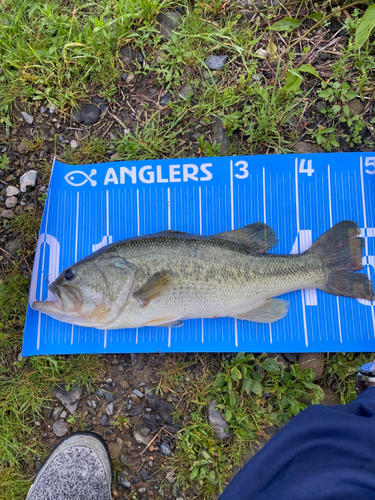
(215, 223, 278, 253)
(144, 315, 184, 327)
(237, 299, 289, 323)
(133, 270, 173, 307)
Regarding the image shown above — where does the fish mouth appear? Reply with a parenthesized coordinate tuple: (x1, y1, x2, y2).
(32, 284, 82, 315)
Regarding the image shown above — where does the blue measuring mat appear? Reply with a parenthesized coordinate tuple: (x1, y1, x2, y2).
(22, 152, 375, 356)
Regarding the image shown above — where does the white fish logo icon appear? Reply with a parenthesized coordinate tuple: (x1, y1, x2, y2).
(64, 169, 97, 187)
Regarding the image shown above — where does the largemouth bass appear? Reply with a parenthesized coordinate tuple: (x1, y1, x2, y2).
(32, 220, 374, 329)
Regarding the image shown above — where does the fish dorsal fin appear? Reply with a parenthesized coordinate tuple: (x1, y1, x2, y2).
(153, 230, 192, 237)
(133, 270, 173, 307)
(215, 223, 278, 253)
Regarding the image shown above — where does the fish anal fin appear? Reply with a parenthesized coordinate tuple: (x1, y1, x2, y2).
(145, 316, 183, 327)
(215, 223, 278, 253)
(133, 270, 173, 307)
(237, 299, 289, 323)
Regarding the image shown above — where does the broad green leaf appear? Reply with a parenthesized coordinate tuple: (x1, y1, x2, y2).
(290, 399, 300, 415)
(214, 373, 226, 388)
(231, 366, 242, 381)
(229, 391, 238, 408)
(318, 89, 331, 98)
(262, 358, 280, 373)
(346, 91, 358, 100)
(270, 17, 301, 32)
(283, 70, 303, 92)
(332, 104, 341, 114)
(251, 379, 263, 396)
(308, 12, 322, 21)
(225, 410, 233, 422)
(190, 468, 198, 480)
(243, 377, 253, 394)
(208, 471, 216, 484)
(354, 5, 375, 50)
(299, 64, 322, 80)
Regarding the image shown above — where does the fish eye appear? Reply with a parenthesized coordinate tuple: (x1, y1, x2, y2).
(64, 268, 75, 281)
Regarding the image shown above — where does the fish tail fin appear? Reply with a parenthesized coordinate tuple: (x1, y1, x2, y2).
(307, 220, 374, 301)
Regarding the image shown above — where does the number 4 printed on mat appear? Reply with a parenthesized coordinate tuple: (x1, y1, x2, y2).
(299, 159, 314, 177)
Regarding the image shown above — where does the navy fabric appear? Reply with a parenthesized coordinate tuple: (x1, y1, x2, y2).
(219, 387, 375, 500)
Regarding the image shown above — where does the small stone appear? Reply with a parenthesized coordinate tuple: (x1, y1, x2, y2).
(126, 73, 135, 84)
(108, 441, 122, 460)
(5, 196, 17, 208)
(166, 471, 176, 483)
(140, 467, 149, 480)
(132, 389, 144, 398)
(211, 117, 229, 155)
(6, 186, 19, 197)
(117, 364, 124, 373)
(121, 73, 128, 81)
(4, 239, 19, 257)
(160, 93, 172, 106)
(20, 111, 34, 125)
(129, 409, 142, 417)
(255, 48, 268, 58)
(1, 209, 14, 219)
(20, 170, 37, 193)
(100, 413, 109, 426)
(17, 139, 30, 155)
(298, 353, 325, 381)
(347, 98, 364, 115)
(159, 442, 171, 457)
(138, 488, 147, 494)
(157, 12, 181, 40)
(118, 476, 131, 488)
(131, 353, 137, 365)
(283, 353, 299, 363)
(35, 460, 42, 471)
(159, 489, 165, 497)
(87, 408, 97, 417)
(72, 104, 100, 125)
(178, 84, 194, 100)
(87, 400, 97, 408)
(208, 399, 233, 440)
(105, 378, 113, 384)
(43, 404, 53, 419)
(293, 141, 322, 154)
(119, 46, 137, 66)
(103, 392, 116, 404)
(204, 55, 228, 70)
(133, 430, 152, 446)
(132, 476, 140, 484)
(120, 380, 130, 391)
(143, 411, 158, 432)
(112, 490, 119, 498)
(70, 140, 78, 149)
(40, 106, 47, 114)
(106, 403, 114, 416)
(131, 394, 142, 406)
(316, 101, 327, 114)
(52, 385, 82, 414)
(140, 426, 151, 437)
(49, 106, 56, 114)
(60, 411, 67, 419)
(52, 420, 68, 437)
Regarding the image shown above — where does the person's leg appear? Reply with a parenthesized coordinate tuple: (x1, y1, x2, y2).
(26, 432, 112, 500)
(219, 362, 375, 500)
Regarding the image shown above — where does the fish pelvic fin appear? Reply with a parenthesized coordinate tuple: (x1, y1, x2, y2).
(144, 315, 183, 327)
(236, 299, 289, 323)
(307, 220, 374, 301)
(133, 270, 173, 307)
(215, 222, 278, 253)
